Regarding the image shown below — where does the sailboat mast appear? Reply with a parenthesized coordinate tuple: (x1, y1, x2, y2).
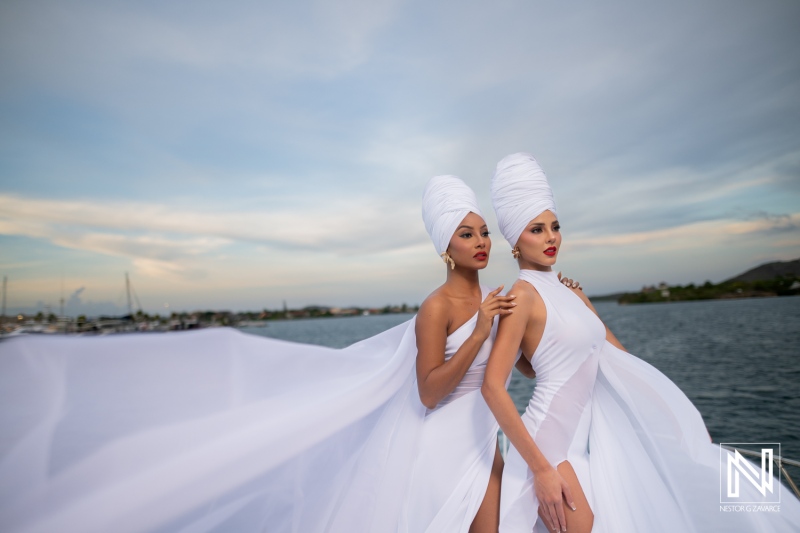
(1, 276, 6, 326)
(126, 272, 133, 317)
(60, 272, 65, 319)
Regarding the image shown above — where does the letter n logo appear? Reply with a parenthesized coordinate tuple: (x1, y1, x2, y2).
(720, 443, 781, 504)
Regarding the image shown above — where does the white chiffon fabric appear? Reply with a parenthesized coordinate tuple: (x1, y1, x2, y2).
(0, 301, 509, 533)
(500, 270, 800, 532)
(0, 323, 426, 533)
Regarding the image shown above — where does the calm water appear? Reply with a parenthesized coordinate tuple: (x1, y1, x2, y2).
(241, 296, 800, 460)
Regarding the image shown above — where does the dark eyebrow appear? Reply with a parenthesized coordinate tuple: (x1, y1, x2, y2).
(527, 221, 559, 227)
(457, 224, 488, 230)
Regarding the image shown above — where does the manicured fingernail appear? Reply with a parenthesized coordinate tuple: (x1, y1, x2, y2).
(571, 504, 576, 511)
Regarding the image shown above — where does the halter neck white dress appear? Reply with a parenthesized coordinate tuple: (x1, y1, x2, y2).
(500, 269, 800, 532)
(401, 285, 504, 533)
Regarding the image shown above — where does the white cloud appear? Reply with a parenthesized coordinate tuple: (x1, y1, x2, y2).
(1, 0, 799, 311)
(567, 214, 800, 251)
(0, 192, 429, 282)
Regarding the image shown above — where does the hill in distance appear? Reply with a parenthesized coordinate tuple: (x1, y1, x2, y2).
(602, 258, 800, 304)
(725, 258, 800, 283)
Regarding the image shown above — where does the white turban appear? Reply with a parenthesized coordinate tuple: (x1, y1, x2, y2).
(422, 175, 483, 256)
(491, 152, 558, 247)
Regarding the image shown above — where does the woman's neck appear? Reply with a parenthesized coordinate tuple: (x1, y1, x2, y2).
(444, 267, 481, 295)
(517, 260, 553, 272)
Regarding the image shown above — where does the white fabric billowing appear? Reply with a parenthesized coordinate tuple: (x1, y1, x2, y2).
(0, 306, 511, 533)
(422, 175, 483, 256)
(0, 324, 426, 533)
(401, 285, 504, 533)
(490, 153, 557, 248)
(500, 270, 800, 532)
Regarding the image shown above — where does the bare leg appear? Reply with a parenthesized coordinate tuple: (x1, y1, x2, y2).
(469, 443, 504, 533)
(537, 460, 593, 533)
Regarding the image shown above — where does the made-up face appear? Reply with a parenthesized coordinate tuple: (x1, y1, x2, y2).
(514, 210, 561, 271)
(446, 212, 492, 270)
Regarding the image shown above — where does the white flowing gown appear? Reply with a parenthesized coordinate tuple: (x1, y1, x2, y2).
(0, 295, 508, 533)
(0, 321, 425, 533)
(401, 285, 506, 533)
(500, 270, 800, 532)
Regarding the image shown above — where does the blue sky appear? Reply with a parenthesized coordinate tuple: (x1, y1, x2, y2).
(1, 0, 798, 316)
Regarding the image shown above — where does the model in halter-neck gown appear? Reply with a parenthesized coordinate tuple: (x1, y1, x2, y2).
(483, 152, 800, 533)
(500, 268, 604, 530)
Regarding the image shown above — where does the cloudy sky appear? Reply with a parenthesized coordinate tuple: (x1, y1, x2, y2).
(1, 0, 798, 316)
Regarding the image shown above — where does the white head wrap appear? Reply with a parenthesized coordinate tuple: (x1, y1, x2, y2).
(491, 152, 558, 247)
(422, 175, 483, 256)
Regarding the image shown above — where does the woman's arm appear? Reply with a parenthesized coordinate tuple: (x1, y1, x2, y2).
(481, 284, 575, 532)
(416, 286, 514, 409)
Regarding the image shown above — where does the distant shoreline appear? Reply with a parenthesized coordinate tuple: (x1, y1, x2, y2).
(605, 279, 798, 305)
(592, 293, 799, 306)
(592, 258, 800, 305)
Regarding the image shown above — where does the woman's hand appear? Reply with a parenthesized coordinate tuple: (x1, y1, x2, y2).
(534, 465, 575, 532)
(472, 285, 516, 342)
(557, 271, 581, 290)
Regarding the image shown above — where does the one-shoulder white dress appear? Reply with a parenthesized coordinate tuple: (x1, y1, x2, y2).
(401, 285, 504, 533)
(500, 269, 800, 532)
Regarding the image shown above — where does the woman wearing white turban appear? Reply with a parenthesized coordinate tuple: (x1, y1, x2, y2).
(482, 152, 800, 532)
(402, 175, 528, 533)
(0, 174, 527, 533)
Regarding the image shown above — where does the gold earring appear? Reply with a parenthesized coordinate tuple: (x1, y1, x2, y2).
(440, 252, 456, 270)
(511, 247, 521, 259)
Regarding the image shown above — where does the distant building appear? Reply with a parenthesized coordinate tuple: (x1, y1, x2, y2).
(658, 282, 670, 298)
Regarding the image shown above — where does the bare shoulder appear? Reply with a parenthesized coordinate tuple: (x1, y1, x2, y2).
(508, 278, 544, 307)
(507, 278, 536, 299)
(416, 288, 450, 333)
(502, 279, 545, 324)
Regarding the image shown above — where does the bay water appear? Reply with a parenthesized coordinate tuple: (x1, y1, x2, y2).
(241, 296, 800, 462)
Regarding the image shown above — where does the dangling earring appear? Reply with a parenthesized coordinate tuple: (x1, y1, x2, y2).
(511, 246, 521, 259)
(440, 252, 456, 270)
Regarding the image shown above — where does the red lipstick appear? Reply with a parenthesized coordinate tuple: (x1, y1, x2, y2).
(474, 252, 488, 261)
(544, 247, 557, 257)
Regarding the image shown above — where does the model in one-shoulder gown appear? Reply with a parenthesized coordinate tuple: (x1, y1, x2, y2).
(0, 297, 513, 533)
(401, 285, 506, 533)
(499, 269, 800, 532)
(0, 173, 517, 533)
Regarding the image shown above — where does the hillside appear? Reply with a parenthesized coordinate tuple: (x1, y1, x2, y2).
(617, 258, 800, 304)
(725, 258, 800, 283)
